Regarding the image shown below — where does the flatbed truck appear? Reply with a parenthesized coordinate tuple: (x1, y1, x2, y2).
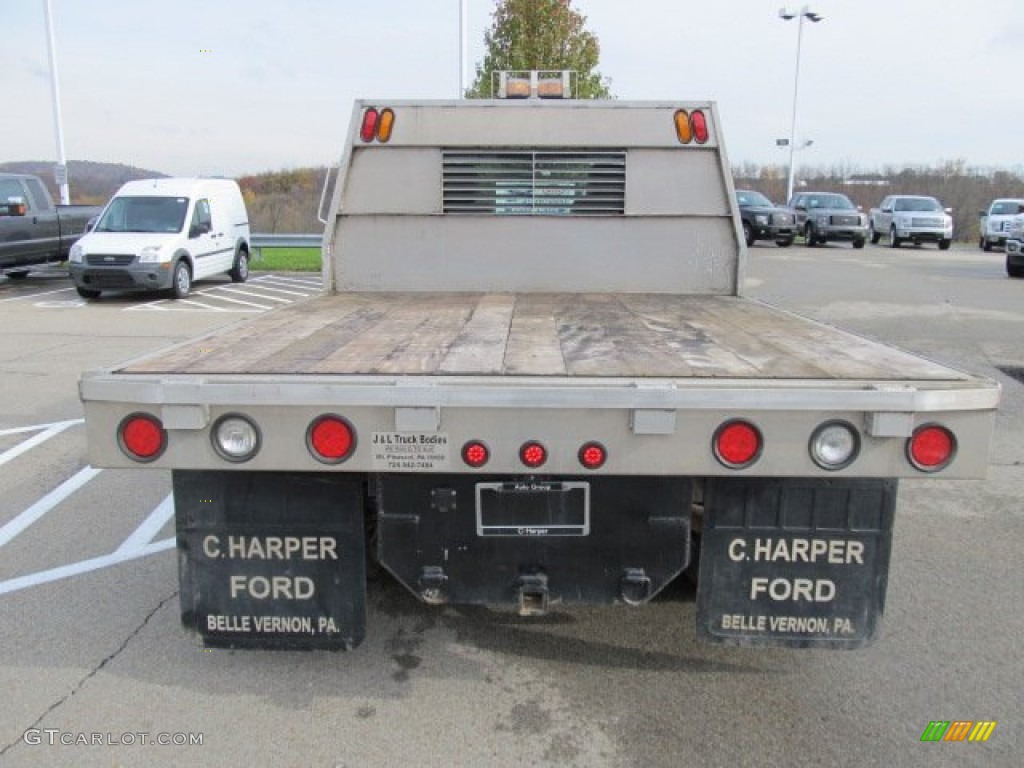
(79, 83, 999, 651)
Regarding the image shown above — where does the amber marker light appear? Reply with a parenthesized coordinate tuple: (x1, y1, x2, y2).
(674, 109, 693, 143)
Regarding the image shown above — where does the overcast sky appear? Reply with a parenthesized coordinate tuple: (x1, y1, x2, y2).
(3, 0, 1023, 179)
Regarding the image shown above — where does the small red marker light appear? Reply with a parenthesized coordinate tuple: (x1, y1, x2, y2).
(118, 413, 166, 462)
(519, 441, 547, 469)
(690, 110, 709, 144)
(907, 425, 956, 472)
(462, 440, 490, 468)
(714, 420, 762, 468)
(578, 442, 607, 470)
(360, 108, 379, 143)
(307, 415, 356, 463)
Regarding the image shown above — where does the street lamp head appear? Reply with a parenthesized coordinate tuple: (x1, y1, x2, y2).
(804, 12, 823, 22)
(778, 8, 797, 19)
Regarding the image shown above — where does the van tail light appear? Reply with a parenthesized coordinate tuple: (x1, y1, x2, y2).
(118, 413, 167, 462)
(578, 442, 607, 470)
(713, 420, 762, 468)
(907, 425, 956, 472)
(359, 108, 379, 143)
(519, 441, 547, 469)
(690, 110, 709, 144)
(462, 440, 490, 468)
(307, 415, 356, 464)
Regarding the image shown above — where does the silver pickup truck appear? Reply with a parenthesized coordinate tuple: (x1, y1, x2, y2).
(0, 173, 102, 278)
(788, 191, 868, 248)
(868, 195, 953, 250)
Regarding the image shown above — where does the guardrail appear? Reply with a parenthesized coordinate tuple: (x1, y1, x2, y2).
(250, 233, 322, 260)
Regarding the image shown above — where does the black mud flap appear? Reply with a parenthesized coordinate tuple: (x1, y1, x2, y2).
(376, 474, 691, 608)
(174, 471, 366, 650)
(696, 478, 896, 649)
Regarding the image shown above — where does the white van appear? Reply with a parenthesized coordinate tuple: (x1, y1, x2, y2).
(68, 178, 251, 299)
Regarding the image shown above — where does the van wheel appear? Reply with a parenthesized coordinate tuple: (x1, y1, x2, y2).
(230, 250, 249, 283)
(171, 260, 191, 299)
(76, 287, 101, 299)
(939, 239, 951, 251)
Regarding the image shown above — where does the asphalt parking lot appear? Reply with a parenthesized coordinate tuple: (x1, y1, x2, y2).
(0, 247, 1020, 767)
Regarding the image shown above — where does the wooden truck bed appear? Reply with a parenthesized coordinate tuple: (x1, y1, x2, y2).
(119, 292, 964, 382)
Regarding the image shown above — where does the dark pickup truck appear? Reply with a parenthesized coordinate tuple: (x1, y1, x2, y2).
(0, 173, 102, 278)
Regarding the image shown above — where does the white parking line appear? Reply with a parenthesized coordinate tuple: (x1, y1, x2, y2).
(0, 419, 83, 469)
(255, 275, 321, 288)
(194, 291, 272, 310)
(116, 494, 174, 555)
(0, 466, 103, 548)
(238, 283, 311, 297)
(216, 286, 291, 303)
(0, 536, 175, 595)
(0, 286, 76, 304)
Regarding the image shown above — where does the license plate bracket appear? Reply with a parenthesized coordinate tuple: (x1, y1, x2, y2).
(475, 481, 590, 537)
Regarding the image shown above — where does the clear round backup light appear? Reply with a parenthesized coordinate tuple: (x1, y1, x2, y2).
(212, 414, 260, 462)
(809, 421, 859, 470)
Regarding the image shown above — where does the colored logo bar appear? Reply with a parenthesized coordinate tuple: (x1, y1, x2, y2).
(920, 721, 996, 743)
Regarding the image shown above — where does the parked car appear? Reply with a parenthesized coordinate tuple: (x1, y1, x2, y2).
(0, 173, 102, 278)
(978, 198, 1024, 251)
(68, 178, 251, 299)
(1004, 214, 1024, 277)
(868, 195, 953, 250)
(734, 189, 796, 247)
(787, 191, 867, 248)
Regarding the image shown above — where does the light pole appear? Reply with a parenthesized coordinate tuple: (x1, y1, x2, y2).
(779, 6, 822, 203)
(43, 0, 70, 204)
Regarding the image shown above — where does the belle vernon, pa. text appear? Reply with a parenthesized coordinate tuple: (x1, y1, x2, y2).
(201, 535, 342, 635)
(720, 536, 867, 636)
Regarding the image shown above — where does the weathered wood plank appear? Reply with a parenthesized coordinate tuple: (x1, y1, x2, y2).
(502, 295, 567, 375)
(438, 294, 516, 374)
(177, 294, 376, 374)
(309, 294, 475, 374)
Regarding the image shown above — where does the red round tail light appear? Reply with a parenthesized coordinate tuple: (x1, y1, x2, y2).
(907, 425, 956, 472)
(118, 413, 167, 462)
(578, 441, 607, 470)
(307, 415, 356, 464)
(462, 440, 490, 468)
(713, 420, 762, 468)
(519, 441, 547, 469)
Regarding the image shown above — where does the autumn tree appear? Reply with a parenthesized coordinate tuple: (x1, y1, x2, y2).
(467, 0, 612, 99)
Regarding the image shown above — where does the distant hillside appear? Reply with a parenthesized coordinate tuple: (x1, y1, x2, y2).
(0, 160, 167, 205)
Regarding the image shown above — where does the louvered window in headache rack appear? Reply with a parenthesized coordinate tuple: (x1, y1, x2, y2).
(442, 150, 625, 216)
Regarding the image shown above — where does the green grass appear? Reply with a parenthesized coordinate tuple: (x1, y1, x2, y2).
(250, 247, 322, 272)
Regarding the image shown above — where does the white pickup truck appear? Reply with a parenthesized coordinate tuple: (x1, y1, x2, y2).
(868, 195, 953, 249)
(79, 78, 999, 652)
